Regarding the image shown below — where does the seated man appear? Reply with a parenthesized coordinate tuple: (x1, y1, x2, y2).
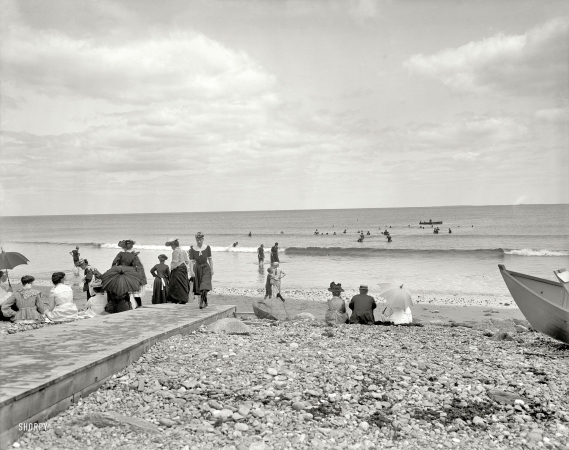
(349, 285, 377, 325)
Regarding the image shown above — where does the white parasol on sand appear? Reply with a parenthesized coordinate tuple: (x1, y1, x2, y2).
(378, 283, 413, 310)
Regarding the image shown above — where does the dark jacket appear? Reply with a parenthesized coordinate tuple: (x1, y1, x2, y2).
(349, 293, 377, 324)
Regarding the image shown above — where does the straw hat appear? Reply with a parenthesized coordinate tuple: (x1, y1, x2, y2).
(195, 232, 205, 239)
(327, 282, 344, 292)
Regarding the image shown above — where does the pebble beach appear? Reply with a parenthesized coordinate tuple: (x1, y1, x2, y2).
(11, 316, 569, 450)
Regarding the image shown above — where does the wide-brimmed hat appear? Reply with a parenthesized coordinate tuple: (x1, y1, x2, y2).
(117, 240, 126, 248)
(90, 278, 103, 288)
(328, 282, 344, 292)
(158, 254, 168, 260)
(359, 284, 369, 290)
(165, 237, 179, 246)
(195, 232, 205, 239)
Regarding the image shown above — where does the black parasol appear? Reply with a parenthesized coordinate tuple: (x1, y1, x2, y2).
(0, 247, 30, 288)
(101, 265, 145, 297)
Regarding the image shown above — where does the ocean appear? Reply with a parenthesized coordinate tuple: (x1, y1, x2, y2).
(1, 204, 568, 299)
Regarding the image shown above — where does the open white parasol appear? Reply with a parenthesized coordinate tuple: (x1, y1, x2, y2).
(378, 283, 413, 310)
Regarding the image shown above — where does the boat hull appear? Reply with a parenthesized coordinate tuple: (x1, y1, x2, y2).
(499, 265, 569, 344)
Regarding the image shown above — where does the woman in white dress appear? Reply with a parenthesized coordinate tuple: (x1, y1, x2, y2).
(81, 278, 108, 318)
(45, 272, 78, 322)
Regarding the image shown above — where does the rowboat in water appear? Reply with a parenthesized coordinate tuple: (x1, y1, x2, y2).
(498, 264, 569, 344)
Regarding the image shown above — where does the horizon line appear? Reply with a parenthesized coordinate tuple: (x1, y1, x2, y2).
(1, 202, 568, 219)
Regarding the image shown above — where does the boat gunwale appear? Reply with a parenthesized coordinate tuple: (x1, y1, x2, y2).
(498, 264, 567, 312)
(498, 265, 561, 288)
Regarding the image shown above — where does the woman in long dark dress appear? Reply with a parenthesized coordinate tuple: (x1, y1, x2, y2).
(150, 254, 170, 304)
(110, 239, 146, 309)
(189, 232, 213, 309)
(165, 238, 190, 304)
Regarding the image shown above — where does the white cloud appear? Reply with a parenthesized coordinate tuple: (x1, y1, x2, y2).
(535, 107, 569, 124)
(405, 18, 569, 97)
(1, 26, 277, 105)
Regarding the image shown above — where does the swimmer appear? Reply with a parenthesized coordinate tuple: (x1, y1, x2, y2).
(232, 242, 238, 247)
(248, 232, 252, 237)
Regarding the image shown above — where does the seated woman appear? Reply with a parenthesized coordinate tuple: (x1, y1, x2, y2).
(1, 275, 45, 323)
(81, 278, 108, 318)
(45, 272, 78, 322)
(325, 282, 349, 325)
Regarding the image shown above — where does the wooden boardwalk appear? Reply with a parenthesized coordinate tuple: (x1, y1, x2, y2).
(0, 303, 236, 448)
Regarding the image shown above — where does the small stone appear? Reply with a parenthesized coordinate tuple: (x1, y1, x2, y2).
(483, 330, 494, 337)
(290, 343, 299, 349)
(208, 400, 223, 410)
(12, 443, 20, 448)
(249, 443, 266, 450)
(54, 427, 64, 437)
(220, 409, 234, 420)
(472, 416, 485, 426)
(515, 325, 529, 333)
(238, 405, 251, 416)
(267, 368, 278, 376)
(158, 418, 175, 427)
(292, 402, 306, 411)
(251, 409, 265, 418)
(359, 421, 370, 431)
(230, 422, 247, 432)
(301, 413, 313, 421)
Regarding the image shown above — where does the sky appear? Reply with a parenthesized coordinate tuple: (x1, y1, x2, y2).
(0, 0, 568, 216)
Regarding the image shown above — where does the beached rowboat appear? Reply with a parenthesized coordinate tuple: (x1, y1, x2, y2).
(419, 221, 442, 225)
(498, 264, 569, 344)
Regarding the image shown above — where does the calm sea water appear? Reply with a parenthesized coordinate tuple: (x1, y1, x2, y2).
(1, 205, 568, 297)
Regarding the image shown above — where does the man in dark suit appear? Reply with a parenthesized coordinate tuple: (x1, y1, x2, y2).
(349, 285, 377, 325)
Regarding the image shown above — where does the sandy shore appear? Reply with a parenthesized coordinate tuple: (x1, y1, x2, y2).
(1, 282, 524, 330)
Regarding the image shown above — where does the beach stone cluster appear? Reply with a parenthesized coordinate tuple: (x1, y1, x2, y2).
(16, 318, 568, 450)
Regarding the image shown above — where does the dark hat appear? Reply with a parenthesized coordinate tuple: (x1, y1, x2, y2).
(158, 254, 168, 260)
(359, 284, 369, 290)
(328, 282, 344, 292)
(165, 237, 179, 246)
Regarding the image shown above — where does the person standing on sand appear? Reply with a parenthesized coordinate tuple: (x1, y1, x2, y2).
(271, 262, 286, 302)
(70, 246, 80, 276)
(349, 285, 377, 325)
(189, 232, 214, 309)
(270, 243, 280, 264)
(78, 259, 102, 301)
(165, 238, 190, 305)
(258, 244, 265, 267)
(150, 254, 170, 304)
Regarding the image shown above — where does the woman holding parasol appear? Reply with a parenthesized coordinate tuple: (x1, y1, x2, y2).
(165, 238, 190, 304)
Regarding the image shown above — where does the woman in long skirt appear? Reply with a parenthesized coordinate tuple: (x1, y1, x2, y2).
(189, 232, 213, 308)
(112, 239, 146, 308)
(150, 254, 170, 304)
(165, 238, 190, 304)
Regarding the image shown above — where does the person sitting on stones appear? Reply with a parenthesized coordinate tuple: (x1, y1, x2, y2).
(325, 281, 349, 325)
(348, 285, 377, 325)
(81, 278, 108, 318)
(45, 272, 79, 322)
(1, 275, 45, 323)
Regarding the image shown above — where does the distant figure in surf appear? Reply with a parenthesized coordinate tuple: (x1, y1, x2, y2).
(449, 228, 452, 234)
(271, 243, 280, 264)
(70, 246, 80, 276)
(314, 229, 319, 235)
(366, 231, 370, 236)
(387, 236, 392, 243)
(343, 229, 346, 234)
(232, 242, 238, 247)
(258, 244, 265, 266)
(248, 232, 252, 237)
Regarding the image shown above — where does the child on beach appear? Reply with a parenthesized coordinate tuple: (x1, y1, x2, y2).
(264, 268, 274, 299)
